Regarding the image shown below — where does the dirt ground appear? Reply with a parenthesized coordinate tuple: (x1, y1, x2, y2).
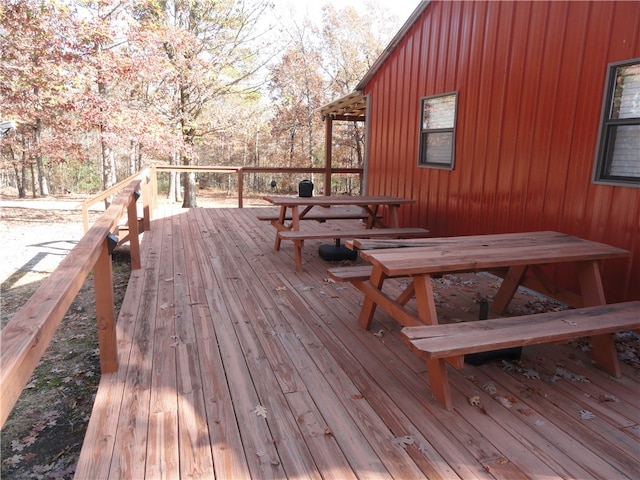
(1, 189, 638, 479)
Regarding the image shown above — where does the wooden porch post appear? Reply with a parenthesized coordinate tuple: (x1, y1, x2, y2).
(93, 238, 118, 373)
(324, 116, 333, 196)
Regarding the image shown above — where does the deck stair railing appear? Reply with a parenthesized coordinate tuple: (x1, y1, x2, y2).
(0, 179, 147, 427)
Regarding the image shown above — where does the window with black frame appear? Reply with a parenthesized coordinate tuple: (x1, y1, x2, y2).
(593, 59, 640, 187)
(418, 92, 457, 169)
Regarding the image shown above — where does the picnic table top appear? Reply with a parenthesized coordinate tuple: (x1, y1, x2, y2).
(262, 195, 416, 207)
(358, 231, 630, 277)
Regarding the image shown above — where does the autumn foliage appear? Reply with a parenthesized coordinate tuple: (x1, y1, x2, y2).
(0, 0, 400, 200)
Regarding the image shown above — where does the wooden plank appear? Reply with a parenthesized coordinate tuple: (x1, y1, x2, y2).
(272, 271, 498, 479)
(469, 351, 640, 478)
(403, 301, 640, 357)
(212, 210, 429, 478)
(279, 227, 429, 241)
(75, 207, 163, 479)
(144, 212, 180, 479)
(360, 240, 629, 277)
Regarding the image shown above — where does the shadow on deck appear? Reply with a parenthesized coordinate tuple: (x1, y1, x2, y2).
(76, 206, 640, 479)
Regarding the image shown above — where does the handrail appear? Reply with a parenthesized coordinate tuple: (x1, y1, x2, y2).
(0, 180, 144, 428)
(151, 164, 364, 208)
(78, 168, 152, 233)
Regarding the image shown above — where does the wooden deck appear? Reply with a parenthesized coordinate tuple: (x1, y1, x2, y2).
(76, 206, 640, 479)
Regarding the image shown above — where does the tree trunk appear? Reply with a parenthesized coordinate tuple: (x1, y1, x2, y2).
(99, 82, 117, 208)
(167, 150, 179, 202)
(129, 140, 138, 176)
(34, 118, 49, 197)
(181, 150, 197, 208)
(12, 162, 25, 198)
(101, 138, 117, 208)
(30, 162, 36, 198)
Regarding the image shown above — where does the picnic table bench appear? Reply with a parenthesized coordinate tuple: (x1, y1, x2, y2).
(256, 206, 378, 223)
(280, 227, 430, 271)
(401, 301, 640, 409)
(262, 195, 426, 271)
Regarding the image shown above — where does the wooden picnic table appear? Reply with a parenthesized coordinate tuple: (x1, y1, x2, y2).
(261, 196, 423, 270)
(335, 231, 631, 409)
(350, 231, 630, 330)
(262, 195, 415, 247)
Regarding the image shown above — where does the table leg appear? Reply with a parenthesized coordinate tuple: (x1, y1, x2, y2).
(578, 260, 620, 377)
(358, 266, 385, 329)
(274, 206, 287, 251)
(363, 205, 379, 229)
(396, 281, 415, 306)
(426, 358, 453, 410)
(491, 265, 528, 314)
(413, 274, 438, 325)
(387, 204, 399, 228)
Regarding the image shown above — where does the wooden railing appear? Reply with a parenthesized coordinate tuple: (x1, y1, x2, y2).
(0, 180, 146, 427)
(151, 164, 364, 209)
(79, 168, 152, 233)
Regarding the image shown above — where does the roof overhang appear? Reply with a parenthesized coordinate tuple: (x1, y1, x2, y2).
(319, 91, 367, 122)
(320, 2, 431, 123)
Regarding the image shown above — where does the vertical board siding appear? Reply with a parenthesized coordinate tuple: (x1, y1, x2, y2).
(365, 0, 640, 302)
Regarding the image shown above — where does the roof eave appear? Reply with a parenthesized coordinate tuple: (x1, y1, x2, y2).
(355, 0, 431, 91)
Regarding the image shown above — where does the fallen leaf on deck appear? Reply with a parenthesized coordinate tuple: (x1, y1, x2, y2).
(275, 286, 287, 291)
(324, 427, 333, 436)
(482, 382, 497, 394)
(322, 278, 335, 284)
(373, 330, 384, 338)
(580, 410, 596, 420)
(391, 435, 414, 448)
(496, 396, 513, 408)
(517, 408, 535, 416)
(523, 368, 540, 379)
(468, 396, 481, 406)
(598, 393, 619, 403)
(254, 405, 268, 418)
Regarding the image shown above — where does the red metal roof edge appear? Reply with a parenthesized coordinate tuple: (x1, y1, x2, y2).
(355, 0, 431, 91)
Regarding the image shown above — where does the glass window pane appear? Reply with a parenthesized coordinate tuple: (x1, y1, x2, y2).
(611, 64, 640, 120)
(424, 132, 453, 164)
(606, 125, 640, 177)
(423, 95, 456, 129)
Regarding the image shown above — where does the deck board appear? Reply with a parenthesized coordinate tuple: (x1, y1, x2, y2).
(77, 207, 640, 479)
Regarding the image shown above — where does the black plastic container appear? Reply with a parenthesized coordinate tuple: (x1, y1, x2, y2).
(298, 179, 314, 197)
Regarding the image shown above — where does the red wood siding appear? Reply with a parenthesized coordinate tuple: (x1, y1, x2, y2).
(365, 0, 640, 302)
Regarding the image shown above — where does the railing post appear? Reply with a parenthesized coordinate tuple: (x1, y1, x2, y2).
(142, 174, 152, 230)
(127, 195, 141, 270)
(82, 203, 89, 233)
(237, 167, 244, 208)
(93, 236, 118, 374)
(324, 116, 333, 196)
(151, 165, 158, 210)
